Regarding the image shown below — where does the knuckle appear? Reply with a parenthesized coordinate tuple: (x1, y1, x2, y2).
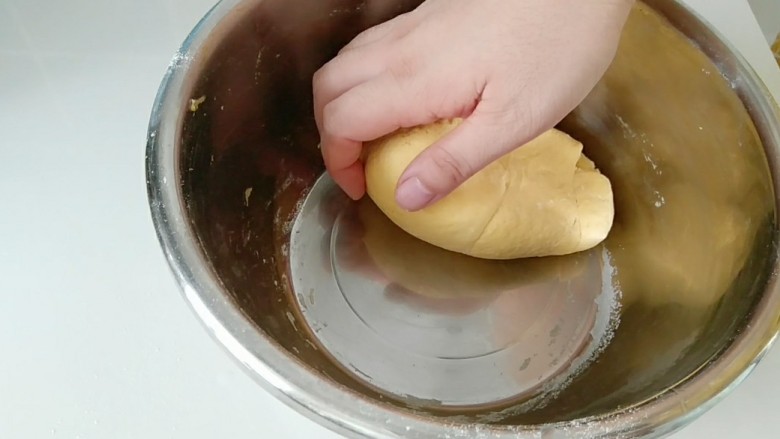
(480, 82, 539, 127)
(484, 102, 543, 141)
(389, 54, 418, 82)
(426, 147, 472, 188)
(508, 98, 542, 131)
(312, 62, 334, 90)
(353, 25, 382, 42)
(312, 66, 323, 86)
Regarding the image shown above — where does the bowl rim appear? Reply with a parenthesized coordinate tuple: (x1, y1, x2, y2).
(145, 0, 780, 437)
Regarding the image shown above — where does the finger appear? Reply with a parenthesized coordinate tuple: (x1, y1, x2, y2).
(320, 70, 442, 143)
(320, 64, 480, 203)
(313, 47, 390, 132)
(331, 159, 366, 200)
(321, 135, 365, 199)
(320, 69, 435, 201)
(395, 106, 543, 211)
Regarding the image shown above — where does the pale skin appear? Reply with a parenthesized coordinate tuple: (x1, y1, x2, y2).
(313, 0, 634, 211)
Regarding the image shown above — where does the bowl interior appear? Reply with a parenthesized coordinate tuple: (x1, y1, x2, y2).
(175, 0, 776, 427)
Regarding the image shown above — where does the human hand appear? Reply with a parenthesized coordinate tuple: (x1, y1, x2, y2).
(313, 0, 632, 211)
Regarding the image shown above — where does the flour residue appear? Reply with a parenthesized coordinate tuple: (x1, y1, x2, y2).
(461, 248, 623, 423)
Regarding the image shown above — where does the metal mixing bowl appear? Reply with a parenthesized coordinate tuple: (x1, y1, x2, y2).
(146, 0, 780, 437)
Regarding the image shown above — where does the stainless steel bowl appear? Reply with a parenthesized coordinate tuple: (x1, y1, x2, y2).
(146, 0, 780, 437)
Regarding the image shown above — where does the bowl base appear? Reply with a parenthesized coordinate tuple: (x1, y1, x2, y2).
(288, 175, 621, 410)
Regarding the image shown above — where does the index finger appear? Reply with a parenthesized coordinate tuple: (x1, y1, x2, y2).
(321, 135, 366, 200)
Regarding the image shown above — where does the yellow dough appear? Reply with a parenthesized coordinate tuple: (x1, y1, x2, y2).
(363, 119, 615, 260)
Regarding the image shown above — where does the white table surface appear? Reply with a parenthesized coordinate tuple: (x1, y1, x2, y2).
(1, 1, 778, 438)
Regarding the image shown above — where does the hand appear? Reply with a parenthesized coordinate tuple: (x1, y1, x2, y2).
(313, 0, 632, 211)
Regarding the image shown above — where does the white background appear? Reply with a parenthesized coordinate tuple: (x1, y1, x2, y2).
(748, 0, 780, 43)
(1, 0, 778, 438)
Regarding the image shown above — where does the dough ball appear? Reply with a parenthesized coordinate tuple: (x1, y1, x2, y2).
(364, 119, 615, 260)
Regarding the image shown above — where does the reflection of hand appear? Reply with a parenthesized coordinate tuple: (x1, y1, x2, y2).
(314, 0, 633, 210)
(358, 199, 587, 303)
(383, 283, 493, 317)
(331, 200, 380, 279)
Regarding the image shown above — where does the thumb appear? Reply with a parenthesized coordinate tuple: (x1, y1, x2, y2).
(395, 109, 539, 212)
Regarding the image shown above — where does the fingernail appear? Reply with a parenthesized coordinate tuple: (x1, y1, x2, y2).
(396, 177, 435, 211)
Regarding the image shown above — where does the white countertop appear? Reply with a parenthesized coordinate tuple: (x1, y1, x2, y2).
(1, 1, 778, 438)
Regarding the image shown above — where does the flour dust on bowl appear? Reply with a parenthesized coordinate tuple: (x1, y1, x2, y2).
(146, 0, 780, 437)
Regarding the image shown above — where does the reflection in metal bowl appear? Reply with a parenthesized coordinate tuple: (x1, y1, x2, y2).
(289, 176, 618, 409)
